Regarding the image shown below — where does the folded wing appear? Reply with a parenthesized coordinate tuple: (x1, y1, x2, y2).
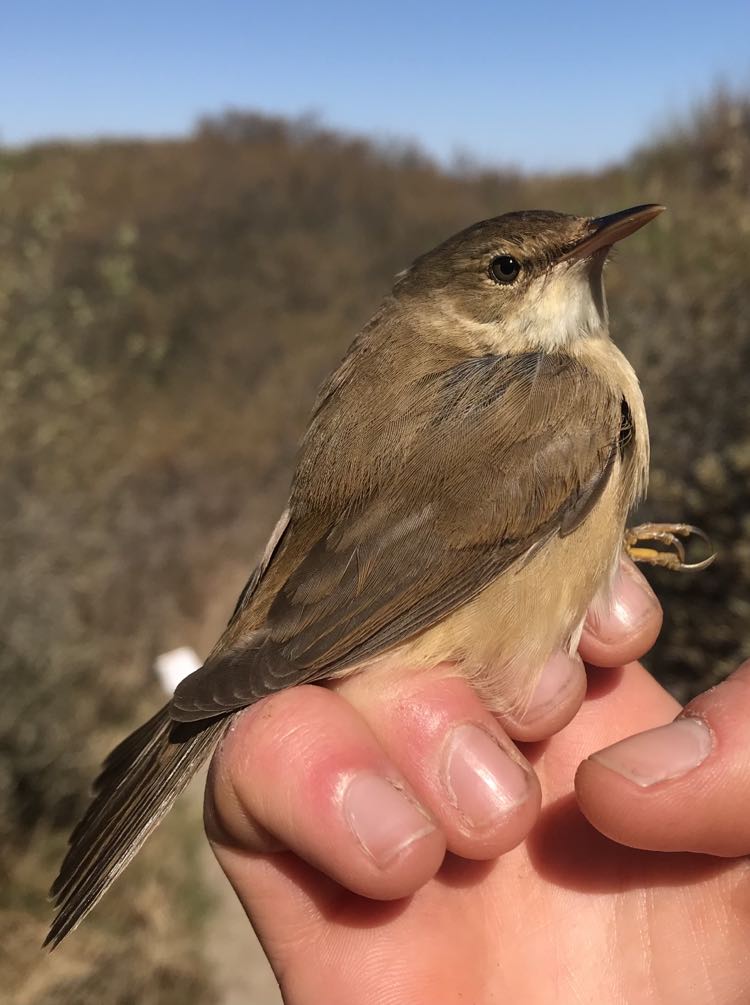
(172, 351, 624, 721)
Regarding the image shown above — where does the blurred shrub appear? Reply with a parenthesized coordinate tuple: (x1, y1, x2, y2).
(1, 91, 748, 999)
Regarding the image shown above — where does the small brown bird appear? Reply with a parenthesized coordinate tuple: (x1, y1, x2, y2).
(46, 204, 710, 947)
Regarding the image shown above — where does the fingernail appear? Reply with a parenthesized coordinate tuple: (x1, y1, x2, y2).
(343, 774, 436, 867)
(587, 559, 659, 643)
(591, 717, 713, 787)
(443, 724, 530, 827)
(524, 651, 582, 721)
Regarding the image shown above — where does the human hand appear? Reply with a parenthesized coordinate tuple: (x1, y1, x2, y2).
(205, 560, 748, 1003)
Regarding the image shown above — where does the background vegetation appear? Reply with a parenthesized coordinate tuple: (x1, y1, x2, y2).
(2, 90, 748, 1001)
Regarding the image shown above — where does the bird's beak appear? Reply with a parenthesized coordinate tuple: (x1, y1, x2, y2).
(562, 204, 665, 262)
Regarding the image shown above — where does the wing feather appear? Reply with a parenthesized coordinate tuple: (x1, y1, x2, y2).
(172, 351, 623, 722)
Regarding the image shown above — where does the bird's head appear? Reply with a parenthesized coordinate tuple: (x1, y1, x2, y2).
(396, 205, 664, 352)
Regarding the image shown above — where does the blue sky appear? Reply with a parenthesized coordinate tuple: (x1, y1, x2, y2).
(3, 1, 748, 170)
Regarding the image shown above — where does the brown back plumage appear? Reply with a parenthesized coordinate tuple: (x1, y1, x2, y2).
(171, 349, 622, 721)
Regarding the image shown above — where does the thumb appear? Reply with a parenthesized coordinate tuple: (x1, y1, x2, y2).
(575, 660, 750, 857)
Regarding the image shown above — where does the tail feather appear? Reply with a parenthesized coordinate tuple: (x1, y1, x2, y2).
(45, 704, 230, 948)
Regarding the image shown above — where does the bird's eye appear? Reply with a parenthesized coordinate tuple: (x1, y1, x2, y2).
(489, 254, 521, 284)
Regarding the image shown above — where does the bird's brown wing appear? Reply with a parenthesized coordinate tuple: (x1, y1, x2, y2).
(171, 351, 624, 721)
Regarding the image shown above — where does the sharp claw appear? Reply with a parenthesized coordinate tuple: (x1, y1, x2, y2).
(668, 525, 717, 571)
(625, 522, 716, 573)
(678, 556, 716, 572)
(673, 524, 712, 546)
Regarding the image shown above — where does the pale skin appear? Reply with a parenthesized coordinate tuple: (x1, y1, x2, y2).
(206, 558, 750, 1004)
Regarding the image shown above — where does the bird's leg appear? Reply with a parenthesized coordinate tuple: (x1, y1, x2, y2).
(624, 522, 716, 572)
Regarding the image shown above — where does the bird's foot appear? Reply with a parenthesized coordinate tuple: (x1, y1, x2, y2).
(624, 522, 716, 572)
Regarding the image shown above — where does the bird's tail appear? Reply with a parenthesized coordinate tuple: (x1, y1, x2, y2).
(45, 704, 229, 948)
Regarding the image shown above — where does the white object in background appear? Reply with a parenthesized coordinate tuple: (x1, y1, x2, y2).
(154, 646, 202, 696)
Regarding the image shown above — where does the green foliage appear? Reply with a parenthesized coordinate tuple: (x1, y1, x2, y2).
(2, 93, 749, 1000)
